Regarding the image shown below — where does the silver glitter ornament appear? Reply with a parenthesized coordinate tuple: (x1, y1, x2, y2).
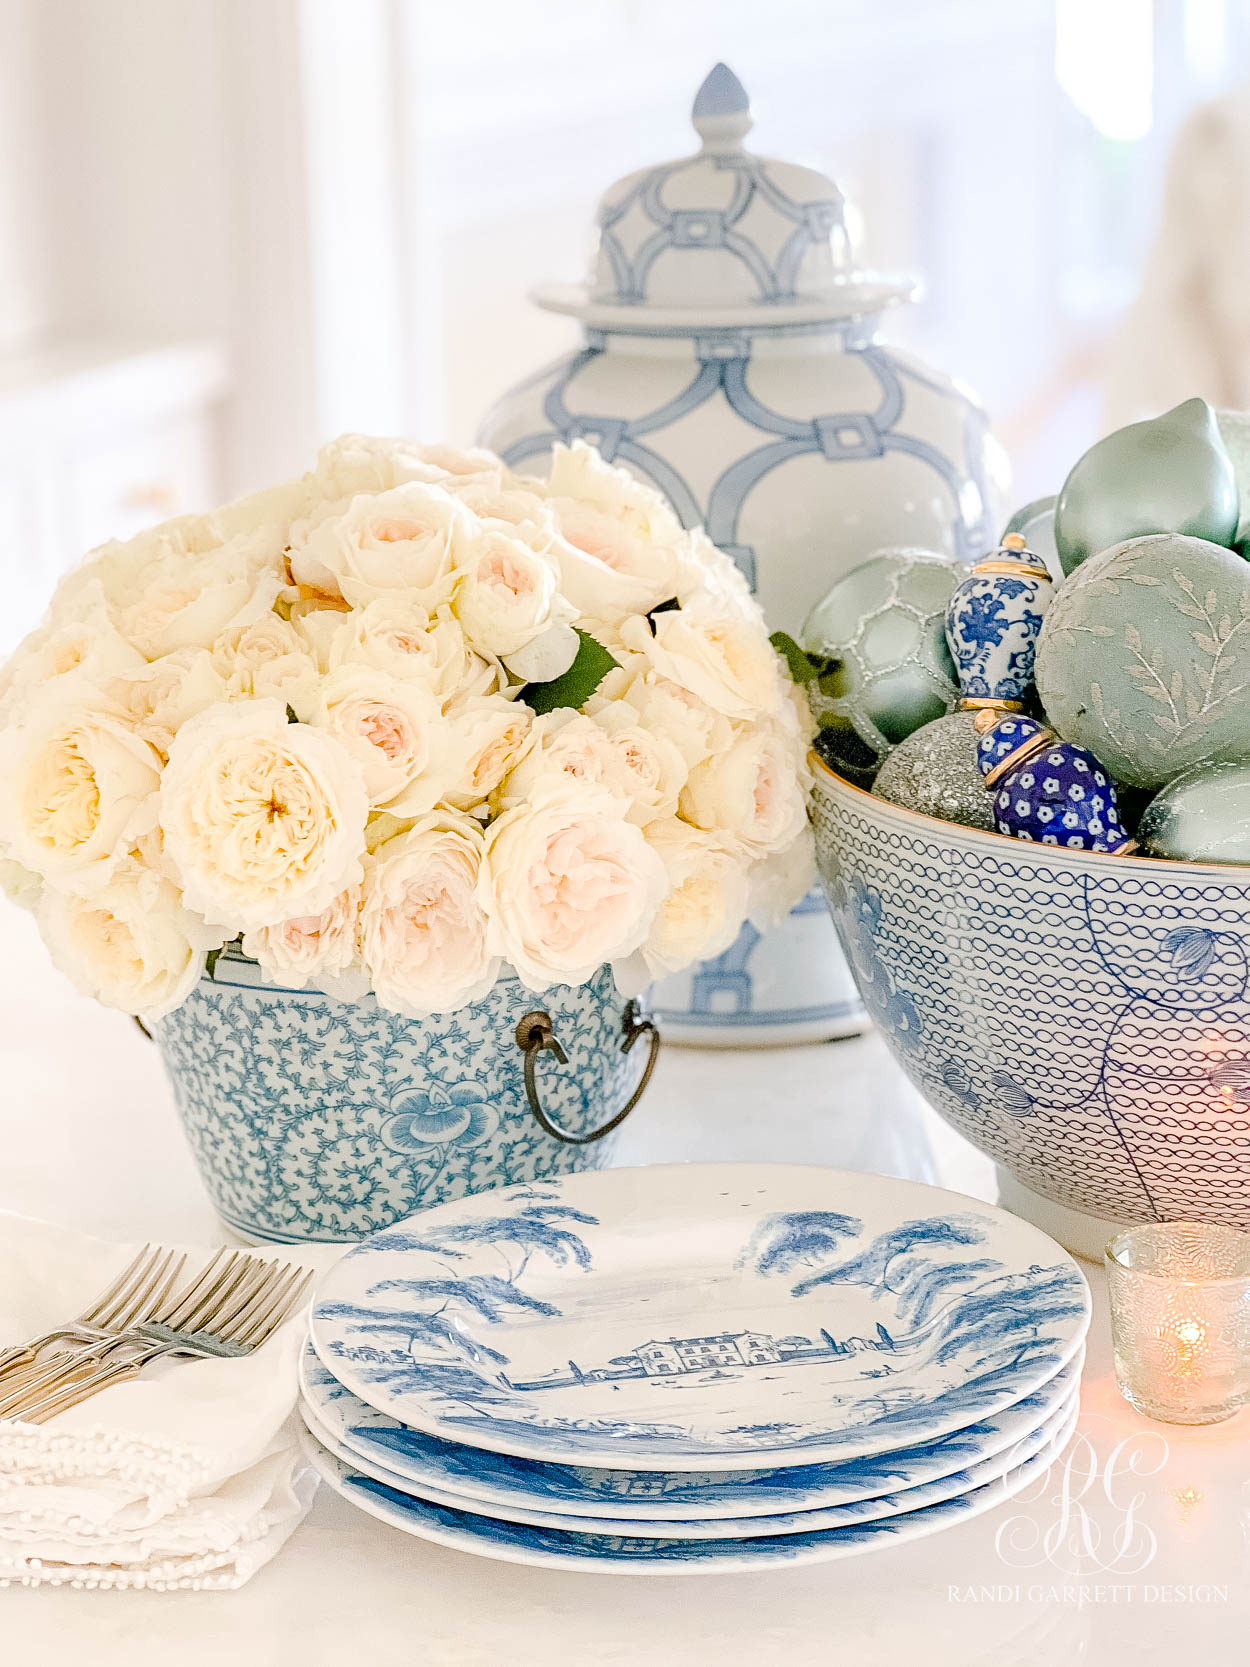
(871, 709, 996, 830)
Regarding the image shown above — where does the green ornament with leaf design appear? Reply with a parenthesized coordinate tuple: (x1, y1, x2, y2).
(1035, 533, 1250, 789)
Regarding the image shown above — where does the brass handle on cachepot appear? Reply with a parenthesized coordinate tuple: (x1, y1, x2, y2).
(514, 999, 660, 1145)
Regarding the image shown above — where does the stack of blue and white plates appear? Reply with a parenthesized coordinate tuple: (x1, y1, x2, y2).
(299, 1164, 1091, 1574)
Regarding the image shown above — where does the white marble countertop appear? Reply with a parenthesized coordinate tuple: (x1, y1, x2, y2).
(1, 896, 1245, 1665)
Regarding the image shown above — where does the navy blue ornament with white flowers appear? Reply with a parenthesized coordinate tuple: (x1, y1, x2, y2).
(975, 715, 1133, 854)
(946, 535, 1054, 705)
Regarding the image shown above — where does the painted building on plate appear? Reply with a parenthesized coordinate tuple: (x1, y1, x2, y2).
(635, 1331, 782, 1376)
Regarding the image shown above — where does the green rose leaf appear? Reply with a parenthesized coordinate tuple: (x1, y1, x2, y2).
(285, 704, 300, 724)
(521, 629, 619, 715)
(770, 630, 829, 685)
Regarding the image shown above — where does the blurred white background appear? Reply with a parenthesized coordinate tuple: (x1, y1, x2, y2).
(1, 0, 1248, 654)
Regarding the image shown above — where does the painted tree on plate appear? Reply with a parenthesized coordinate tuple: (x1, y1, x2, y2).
(735, 1210, 863, 1276)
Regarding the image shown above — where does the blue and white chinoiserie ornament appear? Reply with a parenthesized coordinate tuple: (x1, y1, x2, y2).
(945, 534, 1053, 708)
(871, 535, 1053, 831)
(974, 714, 1134, 854)
(478, 63, 1009, 1046)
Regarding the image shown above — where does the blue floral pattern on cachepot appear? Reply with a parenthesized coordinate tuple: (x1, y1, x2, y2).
(151, 950, 646, 1244)
(810, 756, 1250, 1234)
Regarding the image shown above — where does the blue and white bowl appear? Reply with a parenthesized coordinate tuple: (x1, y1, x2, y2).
(811, 755, 1250, 1255)
(151, 949, 653, 1245)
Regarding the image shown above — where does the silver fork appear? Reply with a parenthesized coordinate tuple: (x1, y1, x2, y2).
(0, 1244, 187, 1386)
(0, 1248, 241, 1418)
(0, 1248, 257, 1417)
(12, 1253, 315, 1424)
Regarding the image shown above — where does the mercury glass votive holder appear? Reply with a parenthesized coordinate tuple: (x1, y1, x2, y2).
(1105, 1223, 1250, 1425)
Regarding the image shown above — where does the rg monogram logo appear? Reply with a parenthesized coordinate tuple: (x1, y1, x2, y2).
(994, 1419, 1169, 1575)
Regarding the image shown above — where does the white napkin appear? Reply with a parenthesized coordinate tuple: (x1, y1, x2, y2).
(0, 1211, 340, 1590)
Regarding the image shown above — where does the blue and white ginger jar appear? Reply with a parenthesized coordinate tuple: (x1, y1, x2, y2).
(478, 63, 1009, 1046)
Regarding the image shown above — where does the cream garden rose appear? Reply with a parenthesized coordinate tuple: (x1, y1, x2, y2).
(680, 724, 809, 856)
(39, 865, 221, 1020)
(109, 650, 228, 758)
(210, 617, 320, 704)
(625, 590, 784, 721)
(443, 694, 532, 811)
(450, 482, 556, 541)
(306, 434, 506, 506)
(612, 669, 732, 770)
(495, 711, 625, 811)
(0, 433, 811, 1021)
(0, 686, 163, 890)
(242, 885, 366, 997)
(302, 666, 445, 811)
(289, 481, 470, 609)
(158, 699, 368, 930)
(479, 780, 668, 989)
(747, 826, 818, 926)
(591, 702, 689, 825)
(324, 600, 497, 703)
(497, 707, 685, 826)
(451, 526, 568, 657)
(54, 522, 284, 661)
(0, 610, 144, 724)
(362, 812, 497, 1015)
(637, 818, 750, 978)
(539, 442, 685, 625)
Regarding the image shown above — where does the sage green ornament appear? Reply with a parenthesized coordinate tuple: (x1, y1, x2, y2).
(802, 548, 964, 754)
(1053, 397, 1239, 577)
(870, 709, 995, 831)
(1036, 532, 1250, 789)
(1139, 760, 1250, 864)
(1215, 408, 1250, 552)
(1002, 495, 1059, 579)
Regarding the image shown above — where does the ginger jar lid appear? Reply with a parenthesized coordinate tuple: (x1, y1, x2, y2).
(533, 64, 919, 332)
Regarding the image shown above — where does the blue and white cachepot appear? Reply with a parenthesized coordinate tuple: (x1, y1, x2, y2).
(811, 756, 1250, 1258)
(479, 64, 1009, 1046)
(151, 948, 656, 1245)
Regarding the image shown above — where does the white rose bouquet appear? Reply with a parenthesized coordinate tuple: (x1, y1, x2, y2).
(0, 436, 814, 1021)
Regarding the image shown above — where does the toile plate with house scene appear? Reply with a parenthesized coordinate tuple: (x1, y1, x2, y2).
(296, 1403, 1080, 1574)
(298, 1366, 1079, 1539)
(310, 1164, 1090, 1470)
(298, 1337, 1083, 1521)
